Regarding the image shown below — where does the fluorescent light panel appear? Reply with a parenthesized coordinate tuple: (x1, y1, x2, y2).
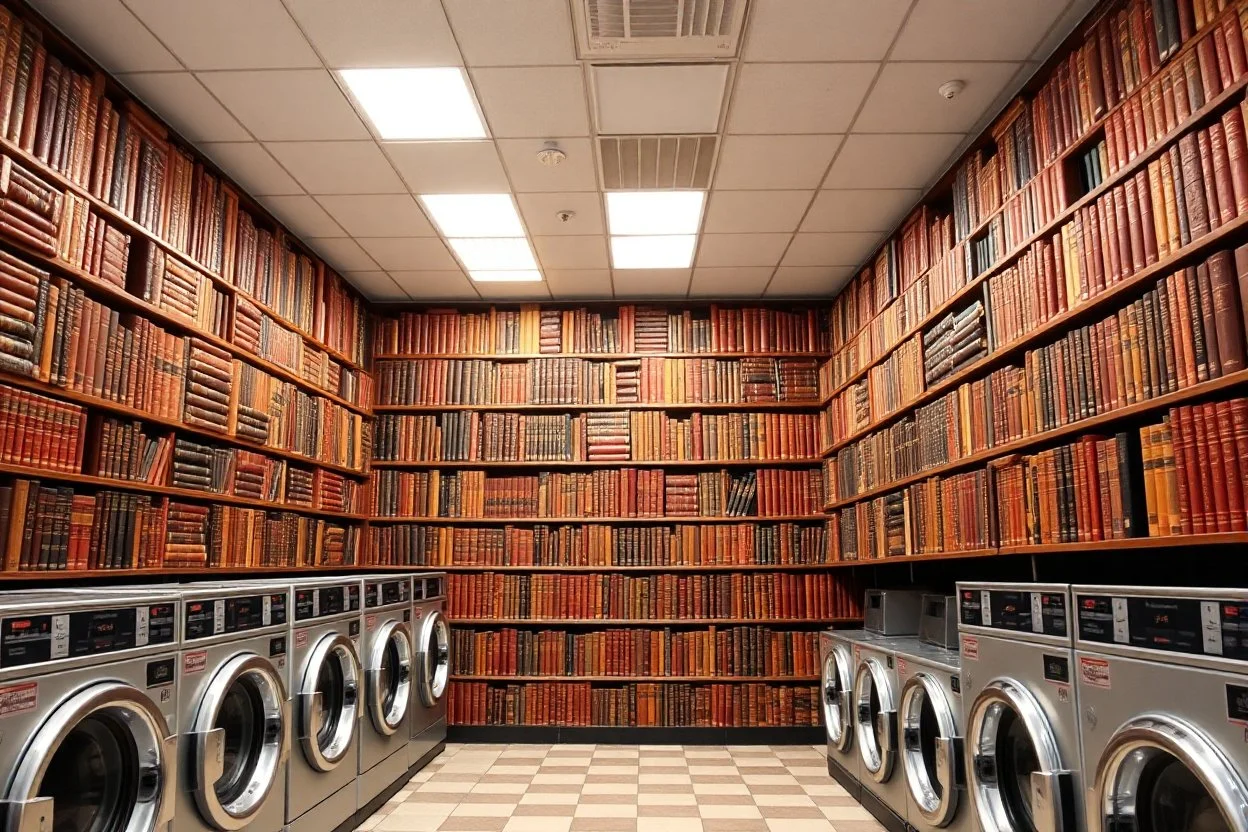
(469, 270, 543, 283)
(610, 235, 697, 269)
(448, 237, 539, 271)
(421, 194, 525, 237)
(606, 191, 704, 236)
(339, 67, 486, 139)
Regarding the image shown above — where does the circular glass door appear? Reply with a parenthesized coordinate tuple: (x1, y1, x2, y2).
(367, 620, 413, 735)
(1091, 714, 1248, 832)
(191, 653, 287, 831)
(6, 682, 174, 832)
(299, 633, 360, 772)
(900, 672, 962, 826)
(967, 678, 1073, 832)
(853, 657, 898, 783)
(418, 611, 449, 707)
(822, 643, 854, 751)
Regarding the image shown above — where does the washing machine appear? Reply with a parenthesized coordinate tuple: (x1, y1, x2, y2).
(177, 581, 292, 832)
(1073, 584, 1248, 832)
(0, 589, 180, 832)
(958, 582, 1082, 832)
(357, 573, 414, 809)
(821, 629, 863, 798)
(410, 572, 448, 768)
(285, 576, 363, 832)
(895, 638, 976, 832)
(852, 636, 918, 830)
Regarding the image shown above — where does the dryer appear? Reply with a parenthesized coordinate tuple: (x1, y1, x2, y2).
(0, 589, 180, 832)
(286, 576, 364, 832)
(958, 582, 1081, 832)
(357, 573, 414, 809)
(852, 636, 917, 830)
(1073, 584, 1248, 832)
(410, 572, 448, 769)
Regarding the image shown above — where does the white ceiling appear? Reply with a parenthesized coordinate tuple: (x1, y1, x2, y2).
(31, 0, 1095, 301)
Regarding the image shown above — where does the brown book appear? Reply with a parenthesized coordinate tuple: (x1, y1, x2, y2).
(1205, 250, 1247, 374)
(1195, 260, 1222, 379)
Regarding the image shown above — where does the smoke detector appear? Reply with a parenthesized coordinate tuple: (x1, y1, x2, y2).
(537, 142, 567, 166)
(938, 80, 966, 100)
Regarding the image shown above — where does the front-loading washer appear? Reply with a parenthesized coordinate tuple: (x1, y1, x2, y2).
(852, 636, 919, 830)
(357, 573, 414, 810)
(409, 572, 448, 770)
(821, 628, 863, 798)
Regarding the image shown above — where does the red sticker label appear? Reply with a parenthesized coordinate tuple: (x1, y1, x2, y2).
(897, 658, 908, 675)
(1079, 656, 1111, 689)
(295, 629, 309, 649)
(0, 682, 36, 717)
(366, 614, 377, 631)
(183, 650, 207, 674)
(961, 635, 979, 660)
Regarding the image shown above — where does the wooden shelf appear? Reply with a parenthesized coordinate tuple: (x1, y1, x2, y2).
(0, 563, 370, 581)
(368, 514, 829, 525)
(0, 461, 367, 521)
(376, 351, 830, 361)
(823, 369, 1248, 511)
(0, 369, 370, 479)
(0, 136, 370, 376)
(449, 617, 861, 626)
(367, 563, 837, 573)
(449, 675, 820, 683)
(372, 458, 822, 470)
(374, 401, 824, 413)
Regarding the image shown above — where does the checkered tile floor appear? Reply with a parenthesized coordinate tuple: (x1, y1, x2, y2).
(357, 743, 886, 832)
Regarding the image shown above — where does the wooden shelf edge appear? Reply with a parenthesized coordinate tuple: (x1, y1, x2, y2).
(370, 563, 838, 573)
(371, 458, 823, 469)
(367, 515, 830, 525)
(375, 351, 832, 361)
(449, 675, 821, 682)
(449, 618, 862, 626)
(0, 563, 370, 580)
(373, 401, 826, 413)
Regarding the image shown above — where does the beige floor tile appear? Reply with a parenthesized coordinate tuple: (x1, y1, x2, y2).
(570, 819, 637, 832)
(699, 804, 763, 819)
(512, 804, 576, 817)
(636, 820, 704, 832)
(450, 803, 515, 818)
(502, 817, 573, 832)
(574, 803, 638, 818)
(376, 816, 447, 832)
(531, 774, 586, 785)
(437, 818, 508, 832)
(820, 805, 875, 821)
(637, 793, 698, 806)
(639, 772, 691, 784)
(764, 820, 836, 832)
(470, 783, 530, 795)
(692, 783, 751, 795)
(752, 793, 817, 806)
(518, 792, 580, 805)
(700, 820, 768, 832)
(581, 782, 640, 795)
(390, 802, 459, 817)
(638, 804, 701, 818)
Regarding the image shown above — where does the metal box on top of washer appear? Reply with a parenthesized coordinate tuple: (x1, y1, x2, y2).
(285, 575, 364, 832)
(0, 589, 181, 832)
(957, 582, 1082, 832)
(357, 573, 415, 809)
(1072, 584, 1248, 832)
(410, 572, 449, 769)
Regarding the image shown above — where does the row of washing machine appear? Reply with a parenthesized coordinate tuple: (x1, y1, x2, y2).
(0, 572, 450, 832)
(822, 582, 1248, 832)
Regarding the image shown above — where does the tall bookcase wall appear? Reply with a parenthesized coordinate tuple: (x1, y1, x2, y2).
(820, 0, 1248, 569)
(0, 1, 375, 576)
(365, 305, 864, 730)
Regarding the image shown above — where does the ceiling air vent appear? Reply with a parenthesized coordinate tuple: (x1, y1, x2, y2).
(573, 0, 748, 60)
(599, 135, 718, 189)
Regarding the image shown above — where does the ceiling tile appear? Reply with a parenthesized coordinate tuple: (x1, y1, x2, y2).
(258, 195, 346, 238)
(728, 64, 876, 135)
(613, 269, 692, 299)
(359, 238, 459, 271)
(782, 233, 881, 267)
(316, 195, 436, 237)
(544, 269, 613, 298)
(199, 142, 304, 196)
(854, 62, 1021, 134)
(802, 189, 921, 233)
(472, 67, 589, 138)
(689, 268, 774, 297)
(383, 141, 509, 193)
(1030, 0, 1098, 61)
(743, 0, 912, 62)
(893, 0, 1069, 60)
(284, 0, 461, 68)
(713, 136, 841, 190)
(766, 266, 856, 297)
(695, 234, 792, 268)
(593, 65, 729, 135)
(340, 270, 410, 301)
(703, 191, 813, 234)
(30, 0, 180, 72)
(473, 281, 553, 300)
(124, 0, 318, 70)
(306, 237, 377, 271)
(117, 72, 249, 142)
(389, 270, 480, 300)
(516, 193, 605, 236)
(824, 133, 964, 189)
(199, 70, 368, 141)
(442, 0, 576, 66)
(497, 138, 596, 192)
(266, 141, 406, 194)
(533, 236, 609, 270)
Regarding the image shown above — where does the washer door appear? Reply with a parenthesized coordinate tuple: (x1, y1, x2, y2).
(1090, 713, 1248, 832)
(298, 633, 361, 772)
(366, 620, 413, 735)
(417, 611, 449, 708)
(822, 643, 854, 752)
(1, 681, 176, 832)
(190, 653, 288, 831)
(900, 672, 964, 827)
(854, 657, 898, 783)
(967, 677, 1077, 832)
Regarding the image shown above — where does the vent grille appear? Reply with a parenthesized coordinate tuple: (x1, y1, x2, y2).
(588, 0, 738, 40)
(599, 135, 718, 189)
